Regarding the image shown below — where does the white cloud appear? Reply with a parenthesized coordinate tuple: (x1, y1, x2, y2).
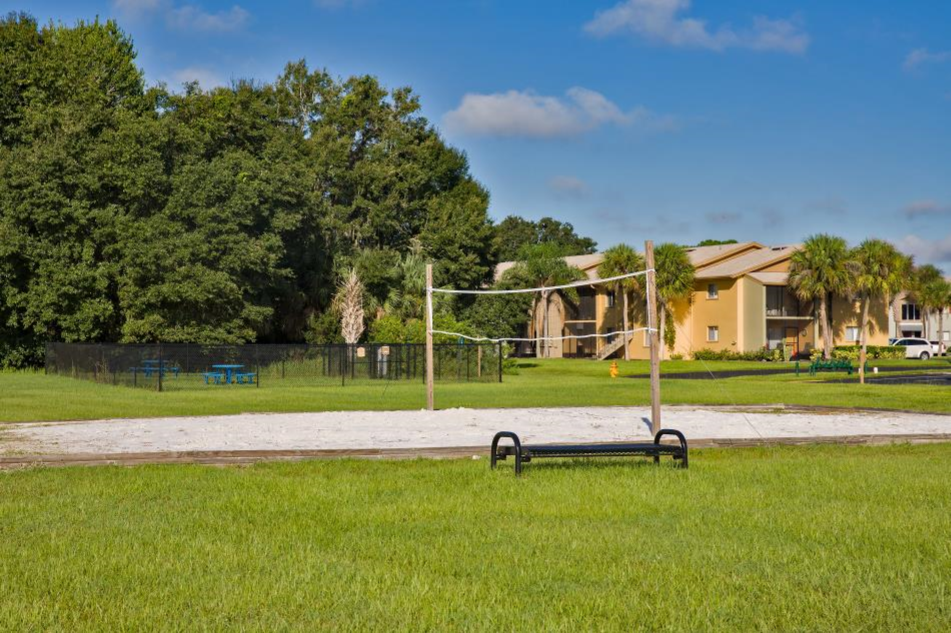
(903, 48, 951, 72)
(443, 87, 677, 138)
(549, 176, 589, 197)
(168, 4, 249, 32)
(903, 200, 951, 219)
(112, 0, 250, 32)
(584, 0, 809, 54)
(897, 233, 951, 266)
(170, 66, 226, 89)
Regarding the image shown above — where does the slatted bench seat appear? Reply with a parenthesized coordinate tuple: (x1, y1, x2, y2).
(491, 429, 688, 476)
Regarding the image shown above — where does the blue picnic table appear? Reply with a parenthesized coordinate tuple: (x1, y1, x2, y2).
(205, 364, 255, 385)
(132, 360, 179, 379)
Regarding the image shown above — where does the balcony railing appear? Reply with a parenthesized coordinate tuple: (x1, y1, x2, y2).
(766, 305, 811, 318)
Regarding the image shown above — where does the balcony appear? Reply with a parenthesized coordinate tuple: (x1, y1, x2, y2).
(766, 286, 812, 319)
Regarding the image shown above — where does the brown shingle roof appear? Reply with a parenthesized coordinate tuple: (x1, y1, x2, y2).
(695, 245, 799, 279)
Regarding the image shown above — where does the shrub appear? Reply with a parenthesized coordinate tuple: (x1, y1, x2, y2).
(692, 348, 777, 361)
(830, 345, 904, 361)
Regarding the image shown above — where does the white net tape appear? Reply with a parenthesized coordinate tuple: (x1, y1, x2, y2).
(430, 328, 654, 344)
(427, 268, 657, 344)
(429, 269, 652, 295)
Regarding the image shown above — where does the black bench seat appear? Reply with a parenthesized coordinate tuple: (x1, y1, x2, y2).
(491, 429, 688, 475)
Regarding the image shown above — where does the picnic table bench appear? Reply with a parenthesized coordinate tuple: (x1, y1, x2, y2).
(202, 365, 256, 385)
(490, 429, 688, 476)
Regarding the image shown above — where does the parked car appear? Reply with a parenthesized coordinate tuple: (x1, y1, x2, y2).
(928, 340, 947, 356)
(893, 338, 934, 360)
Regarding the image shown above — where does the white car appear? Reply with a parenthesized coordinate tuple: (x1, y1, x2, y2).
(893, 338, 934, 360)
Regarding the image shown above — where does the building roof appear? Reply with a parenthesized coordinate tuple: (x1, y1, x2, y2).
(695, 245, 799, 279)
(684, 242, 761, 269)
(748, 272, 789, 285)
(493, 242, 800, 285)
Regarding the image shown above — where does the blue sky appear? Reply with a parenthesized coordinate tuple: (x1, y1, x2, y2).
(24, 0, 951, 266)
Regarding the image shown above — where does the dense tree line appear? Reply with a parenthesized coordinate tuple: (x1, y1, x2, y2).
(0, 13, 596, 366)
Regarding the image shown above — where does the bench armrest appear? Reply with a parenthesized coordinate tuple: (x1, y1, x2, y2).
(491, 431, 523, 476)
(654, 428, 688, 468)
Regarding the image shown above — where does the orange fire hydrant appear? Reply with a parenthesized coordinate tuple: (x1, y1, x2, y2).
(609, 360, 619, 378)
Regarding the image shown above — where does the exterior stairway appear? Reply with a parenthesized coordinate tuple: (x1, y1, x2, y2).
(596, 335, 626, 360)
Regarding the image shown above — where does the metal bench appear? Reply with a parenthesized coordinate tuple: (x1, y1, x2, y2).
(490, 429, 688, 476)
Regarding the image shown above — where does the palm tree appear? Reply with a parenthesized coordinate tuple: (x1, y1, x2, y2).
(597, 244, 645, 361)
(653, 243, 695, 359)
(332, 268, 366, 345)
(932, 280, 951, 355)
(850, 240, 905, 384)
(788, 234, 852, 360)
(889, 253, 915, 340)
(912, 264, 944, 340)
(516, 243, 586, 358)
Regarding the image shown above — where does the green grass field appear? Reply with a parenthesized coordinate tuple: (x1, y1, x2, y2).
(2, 357, 950, 423)
(2, 443, 949, 630)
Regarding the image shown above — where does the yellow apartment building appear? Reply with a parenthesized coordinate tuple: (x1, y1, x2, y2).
(498, 242, 890, 359)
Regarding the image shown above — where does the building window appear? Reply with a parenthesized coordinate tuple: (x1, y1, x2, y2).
(607, 291, 616, 308)
(943, 331, 950, 342)
(901, 303, 921, 320)
(707, 283, 718, 299)
(846, 326, 860, 342)
(707, 326, 719, 342)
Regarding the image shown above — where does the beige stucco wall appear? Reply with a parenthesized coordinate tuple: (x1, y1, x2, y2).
(740, 277, 766, 352)
(829, 295, 890, 347)
(685, 278, 739, 354)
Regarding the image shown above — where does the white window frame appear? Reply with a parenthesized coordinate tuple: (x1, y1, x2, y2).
(845, 326, 860, 342)
(707, 326, 719, 343)
(707, 283, 718, 299)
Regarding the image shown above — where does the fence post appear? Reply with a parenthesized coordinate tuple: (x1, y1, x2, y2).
(157, 343, 163, 393)
(341, 345, 345, 387)
(498, 341, 503, 383)
(256, 346, 260, 388)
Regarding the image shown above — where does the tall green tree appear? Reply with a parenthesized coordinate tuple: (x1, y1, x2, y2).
(597, 244, 644, 360)
(0, 20, 498, 363)
(850, 239, 905, 384)
(653, 243, 695, 359)
(788, 234, 852, 360)
(0, 15, 147, 363)
(494, 215, 597, 262)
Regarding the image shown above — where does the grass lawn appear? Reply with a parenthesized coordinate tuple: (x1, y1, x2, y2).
(2, 357, 950, 423)
(1, 443, 949, 630)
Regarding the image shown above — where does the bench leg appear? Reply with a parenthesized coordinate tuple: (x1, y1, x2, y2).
(491, 432, 523, 476)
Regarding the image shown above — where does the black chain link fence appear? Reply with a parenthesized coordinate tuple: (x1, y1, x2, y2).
(46, 342, 503, 391)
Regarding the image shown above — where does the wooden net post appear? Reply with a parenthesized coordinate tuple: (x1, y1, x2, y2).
(645, 240, 661, 434)
(426, 263, 435, 411)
